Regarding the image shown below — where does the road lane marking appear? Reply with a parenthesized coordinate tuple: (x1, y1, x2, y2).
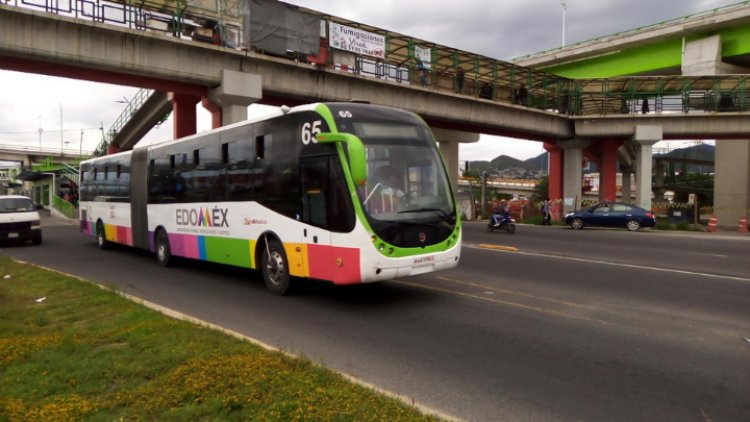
(434, 275, 587, 308)
(392, 278, 629, 328)
(685, 251, 729, 258)
(478, 243, 519, 252)
(465, 243, 750, 283)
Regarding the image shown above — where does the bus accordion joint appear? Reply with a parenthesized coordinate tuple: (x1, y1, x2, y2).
(315, 132, 368, 186)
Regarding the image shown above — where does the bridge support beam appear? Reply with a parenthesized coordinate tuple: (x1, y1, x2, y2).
(208, 70, 263, 126)
(597, 139, 623, 202)
(559, 138, 589, 213)
(715, 142, 750, 228)
(168, 93, 201, 140)
(634, 125, 662, 211)
(621, 167, 632, 203)
(683, 34, 750, 228)
(544, 142, 563, 217)
(201, 98, 222, 129)
(432, 128, 479, 195)
(654, 159, 667, 202)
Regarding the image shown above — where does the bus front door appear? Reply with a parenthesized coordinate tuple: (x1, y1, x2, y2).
(299, 158, 332, 278)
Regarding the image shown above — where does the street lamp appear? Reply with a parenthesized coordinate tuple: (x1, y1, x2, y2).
(37, 115, 43, 151)
(561, 0, 567, 47)
(59, 103, 64, 155)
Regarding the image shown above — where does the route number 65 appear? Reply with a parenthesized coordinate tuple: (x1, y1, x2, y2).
(301, 120, 322, 145)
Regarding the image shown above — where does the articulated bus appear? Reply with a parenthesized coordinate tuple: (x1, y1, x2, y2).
(79, 102, 461, 294)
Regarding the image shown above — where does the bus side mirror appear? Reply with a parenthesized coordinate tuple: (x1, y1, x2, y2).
(315, 132, 368, 186)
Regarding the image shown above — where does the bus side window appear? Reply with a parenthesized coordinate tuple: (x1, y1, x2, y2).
(148, 156, 174, 204)
(256, 135, 266, 160)
(225, 140, 255, 201)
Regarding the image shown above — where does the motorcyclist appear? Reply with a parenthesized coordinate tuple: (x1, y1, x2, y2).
(491, 200, 510, 226)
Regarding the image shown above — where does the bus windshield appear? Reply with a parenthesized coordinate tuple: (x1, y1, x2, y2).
(348, 121, 456, 236)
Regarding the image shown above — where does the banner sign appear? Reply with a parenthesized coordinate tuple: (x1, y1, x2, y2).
(415, 46, 432, 69)
(329, 22, 385, 59)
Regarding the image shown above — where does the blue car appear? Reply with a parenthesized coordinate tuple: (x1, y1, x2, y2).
(564, 202, 655, 231)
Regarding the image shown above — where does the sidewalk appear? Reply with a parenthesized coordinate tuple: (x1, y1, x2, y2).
(39, 208, 77, 226)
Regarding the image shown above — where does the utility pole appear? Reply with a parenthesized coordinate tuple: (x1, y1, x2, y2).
(80, 129, 84, 157)
(561, 0, 567, 47)
(37, 115, 43, 151)
(481, 171, 487, 218)
(59, 103, 64, 155)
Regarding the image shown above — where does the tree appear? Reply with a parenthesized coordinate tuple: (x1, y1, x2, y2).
(532, 176, 549, 202)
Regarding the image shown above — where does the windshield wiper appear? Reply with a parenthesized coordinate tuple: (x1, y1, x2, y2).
(398, 208, 455, 224)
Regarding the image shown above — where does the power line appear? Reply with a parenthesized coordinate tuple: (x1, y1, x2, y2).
(0, 126, 102, 135)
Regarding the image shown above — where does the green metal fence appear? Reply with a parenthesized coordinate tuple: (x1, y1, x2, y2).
(52, 195, 77, 219)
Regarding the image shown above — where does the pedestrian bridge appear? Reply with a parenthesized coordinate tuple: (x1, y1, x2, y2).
(0, 0, 749, 228)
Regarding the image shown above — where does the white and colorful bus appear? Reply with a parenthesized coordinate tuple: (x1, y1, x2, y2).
(79, 102, 461, 294)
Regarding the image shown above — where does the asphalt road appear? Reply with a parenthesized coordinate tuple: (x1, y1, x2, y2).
(3, 215, 749, 422)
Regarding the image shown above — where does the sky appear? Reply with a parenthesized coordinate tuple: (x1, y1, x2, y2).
(0, 0, 740, 165)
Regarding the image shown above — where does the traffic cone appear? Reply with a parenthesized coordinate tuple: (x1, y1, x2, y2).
(707, 215, 718, 232)
(739, 216, 748, 234)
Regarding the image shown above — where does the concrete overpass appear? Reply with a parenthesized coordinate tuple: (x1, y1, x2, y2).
(0, 145, 85, 168)
(514, 2, 750, 228)
(1, 2, 750, 227)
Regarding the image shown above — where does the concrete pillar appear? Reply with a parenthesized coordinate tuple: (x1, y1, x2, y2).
(714, 141, 750, 228)
(439, 140, 459, 194)
(208, 69, 262, 126)
(168, 92, 201, 139)
(682, 34, 750, 228)
(201, 98, 222, 129)
(544, 142, 563, 201)
(634, 125, 662, 211)
(599, 139, 622, 202)
(431, 128, 480, 195)
(621, 167, 632, 203)
(654, 160, 667, 202)
(558, 138, 589, 213)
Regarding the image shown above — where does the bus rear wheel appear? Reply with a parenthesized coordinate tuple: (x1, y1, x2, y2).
(96, 221, 109, 250)
(155, 229, 173, 267)
(261, 239, 292, 295)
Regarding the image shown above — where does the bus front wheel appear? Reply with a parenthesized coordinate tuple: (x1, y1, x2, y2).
(261, 239, 292, 295)
(155, 229, 173, 267)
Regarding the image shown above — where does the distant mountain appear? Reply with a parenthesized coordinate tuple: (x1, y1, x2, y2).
(523, 153, 548, 171)
(660, 143, 714, 160)
(491, 155, 524, 168)
(467, 143, 714, 176)
(656, 143, 714, 173)
(467, 153, 547, 173)
(465, 153, 548, 179)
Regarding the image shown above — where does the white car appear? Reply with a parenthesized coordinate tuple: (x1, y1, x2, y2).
(0, 195, 42, 245)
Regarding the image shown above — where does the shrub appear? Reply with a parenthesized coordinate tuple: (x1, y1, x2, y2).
(675, 221, 691, 231)
(654, 222, 673, 230)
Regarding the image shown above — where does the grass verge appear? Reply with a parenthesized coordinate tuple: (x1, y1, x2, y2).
(0, 257, 444, 421)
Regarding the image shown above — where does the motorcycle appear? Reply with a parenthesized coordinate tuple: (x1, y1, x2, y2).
(487, 213, 516, 234)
